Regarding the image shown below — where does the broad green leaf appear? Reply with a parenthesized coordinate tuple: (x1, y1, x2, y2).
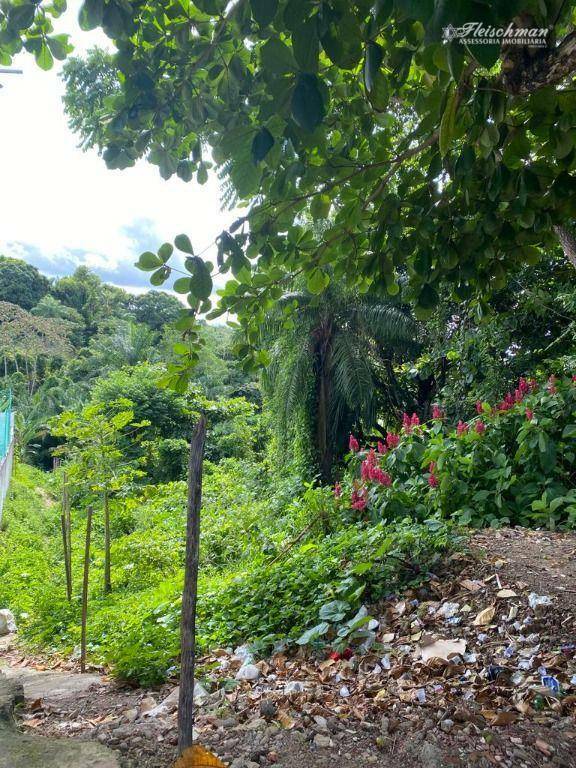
(251, 127, 275, 164)
(261, 38, 296, 75)
(439, 86, 458, 157)
(8, 3, 36, 29)
(158, 242, 174, 261)
(175, 234, 194, 254)
(364, 42, 383, 93)
(173, 277, 192, 293)
(292, 17, 319, 73)
(137, 252, 163, 271)
(250, 0, 278, 26)
(310, 194, 331, 220)
(291, 74, 325, 132)
(35, 42, 54, 71)
(78, 0, 103, 30)
(306, 267, 329, 294)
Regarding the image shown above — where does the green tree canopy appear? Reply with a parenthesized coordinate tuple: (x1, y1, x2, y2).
(128, 290, 183, 331)
(6, 1, 576, 381)
(0, 256, 49, 310)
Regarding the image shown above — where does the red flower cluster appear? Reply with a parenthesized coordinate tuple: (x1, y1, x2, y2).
(351, 483, 367, 511)
(333, 482, 342, 498)
(432, 404, 443, 420)
(349, 434, 360, 452)
(360, 449, 391, 486)
(377, 441, 387, 454)
(457, 420, 468, 436)
(427, 461, 439, 488)
(526, 408, 534, 421)
(476, 401, 484, 414)
(402, 412, 420, 433)
(386, 432, 400, 449)
(475, 420, 486, 435)
(547, 375, 557, 394)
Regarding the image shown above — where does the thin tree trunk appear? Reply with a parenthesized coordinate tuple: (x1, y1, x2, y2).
(80, 506, 93, 674)
(316, 326, 333, 485)
(554, 225, 576, 268)
(60, 511, 71, 601)
(103, 490, 111, 594)
(178, 415, 207, 755)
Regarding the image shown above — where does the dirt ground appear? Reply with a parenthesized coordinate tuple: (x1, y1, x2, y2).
(3, 527, 576, 768)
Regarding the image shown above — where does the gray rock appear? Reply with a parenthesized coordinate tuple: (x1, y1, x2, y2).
(440, 719, 454, 733)
(313, 733, 332, 748)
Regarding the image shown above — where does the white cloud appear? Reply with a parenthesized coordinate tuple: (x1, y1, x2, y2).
(0, 0, 232, 291)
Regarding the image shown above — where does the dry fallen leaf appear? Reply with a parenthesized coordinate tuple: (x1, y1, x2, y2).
(486, 711, 518, 726)
(496, 589, 517, 599)
(381, 633, 395, 643)
(473, 605, 496, 626)
(460, 579, 483, 593)
(173, 745, 226, 767)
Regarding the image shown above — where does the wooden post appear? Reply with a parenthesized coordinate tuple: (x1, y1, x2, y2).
(62, 476, 72, 601)
(103, 490, 111, 594)
(178, 415, 207, 754)
(80, 506, 93, 674)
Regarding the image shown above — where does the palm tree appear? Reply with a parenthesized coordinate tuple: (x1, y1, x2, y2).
(262, 285, 419, 483)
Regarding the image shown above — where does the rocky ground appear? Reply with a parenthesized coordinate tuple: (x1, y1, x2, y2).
(1, 528, 576, 768)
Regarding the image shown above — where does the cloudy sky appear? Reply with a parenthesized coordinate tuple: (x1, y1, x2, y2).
(0, 0, 231, 293)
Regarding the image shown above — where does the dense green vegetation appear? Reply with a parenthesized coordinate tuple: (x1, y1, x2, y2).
(0, 252, 574, 684)
(2, 0, 576, 699)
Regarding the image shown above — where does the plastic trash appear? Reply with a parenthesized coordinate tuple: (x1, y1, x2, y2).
(0, 609, 17, 636)
(437, 602, 460, 618)
(446, 616, 462, 626)
(233, 644, 255, 665)
(541, 675, 561, 694)
(528, 593, 552, 610)
(477, 633, 489, 644)
(339, 685, 351, 698)
(235, 664, 260, 681)
(284, 681, 306, 694)
(561, 643, 576, 657)
(381, 654, 391, 670)
(511, 671, 525, 685)
(504, 644, 516, 658)
(487, 665, 506, 681)
(463, 652, 477, 663)
(415, 688, 426, 704)
(570, 674, 576, 685)
(518, 656, 534, 670)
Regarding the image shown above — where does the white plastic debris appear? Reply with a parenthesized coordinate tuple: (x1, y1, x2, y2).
(528, 593, 552, 610)
(233, 644, 255, 665)
(0, 609, 16, 636)
(235, 664, 261, 681)
(418, 637, 466, 662)
(436, 602, 460, 619)
(284, 681, 306, 694)
(415, 688, 426, 704)
(380, 654, 391, 670)
(339, 685, 351, 698)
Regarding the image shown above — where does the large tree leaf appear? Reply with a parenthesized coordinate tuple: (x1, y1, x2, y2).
(292, 17, 319, 73)
(291, 74, 325, 132)
(251, 127, 275, 164)
(250, 0, 278, 26)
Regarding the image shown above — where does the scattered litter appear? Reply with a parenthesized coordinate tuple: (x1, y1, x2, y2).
(541, 675, 561, 694)
(528, 593, 552, 610)
(437, 602, 460, 618)
(235, 664, 260, 681)
(418, 637, 466, 662)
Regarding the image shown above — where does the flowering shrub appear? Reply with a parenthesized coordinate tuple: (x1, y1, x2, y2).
(339, 375, 576, 530)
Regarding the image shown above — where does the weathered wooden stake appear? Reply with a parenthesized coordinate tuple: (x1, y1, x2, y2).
(80, 505, 93, 674)
(178, 415, 207, 754)
(62, 476, 72, 600)
(103, 490, 111, 594)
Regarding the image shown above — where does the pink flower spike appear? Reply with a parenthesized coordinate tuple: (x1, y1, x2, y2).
(432, 405, 443, 420)
(349, 434, 360, 452)
(572, 375, 576, 383)
(457, 420, 468, 436)
(429, 461, 436, 473)
(525, 408, 534, 421)
(475, 420, 486, 434)
(377, 441, 387, 455)
(386, 432, 400, 449)
(475, 401, 483, 414)
(411, 413, 420, 426)
(334, 482, 342, 498)
(428, 473, 439, 488)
